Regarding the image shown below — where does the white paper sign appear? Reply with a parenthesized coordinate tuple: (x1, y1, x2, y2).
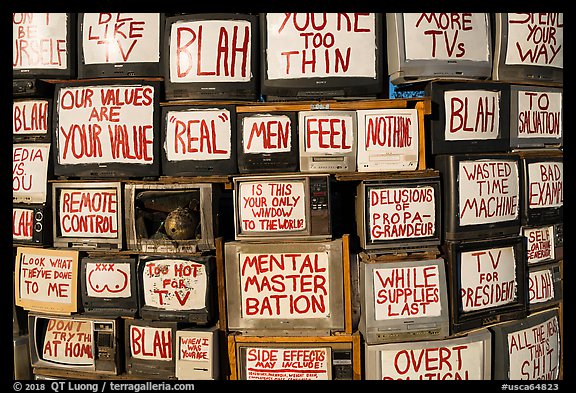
(86, 262, 131, 298)
(458, 159, 519, 226)
(13, 100, 49, 135)
(242, 115, 292, 154)
(179, 334, 211, 362)
(357, 108, 418, 156)
(82, 13, 160, 64)
(529, 269, 555, 305)
(43, 319, 93, 365)
(130, 325, 173, 361)
(13, 208, 34, 241)
(444, 90, 500, 140)
(524, 226, 555, 264)
(517, 90, 562, 138)
(13, 143, 50, 204)
(527, 161, 563, 209)
(460, 246, 517, 312)
(303, 113, 354, 153)
(403, 13, 490, 61)
(58, 188, 118, 238)
(245, 347, 330, 380)
(266, 13, 376, 79)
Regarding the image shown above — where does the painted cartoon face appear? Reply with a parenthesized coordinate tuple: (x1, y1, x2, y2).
(87, 262, 130, 297)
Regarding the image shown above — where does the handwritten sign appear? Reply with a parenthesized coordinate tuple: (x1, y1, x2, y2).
(505, 13, 563, 68)
(245, 347, 330, 380)
(13, 13, 69, 70)
(460, 245, 517, 312)
(13, 100, 49, 136)
(380, 340, 486, 380)
(517, 90, 562, 138)
(528, 269, 555, 305)
(164, 108, 232, 162)
(458, 159, 519, 226)
(524, 226, 554, 264)
(86, 261, 131, 298)
(42, 318, 93, 365)
(373, 265, 442, 319)
(403, 13, 490, 61)
(240, 252, 330, 318)
(242, 115, 292, 154)
(508, 314, 560, 379)
(82, 13, 160, 64)
(142, 259, 207, 311)
(13, 143, 50, 204)
(130, 325, 173, 361)
(179, 334, 211, 362)
(15, 247, 79, 314)
(13, 207, 34, 241)
(368, 186, 436, 241)
(528, 161, 563, 209)
(169, 19, 252, 83)
(56, 84, 155, 165)
(444, 90, 500, 140)
(303, 113, 354, 153)
(266, 13, 376, 79)
(58, 188, 118, 238)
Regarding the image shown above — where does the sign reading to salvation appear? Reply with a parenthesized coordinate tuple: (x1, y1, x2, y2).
(245, 347, 330, 380)
(517, 90, 562, 139)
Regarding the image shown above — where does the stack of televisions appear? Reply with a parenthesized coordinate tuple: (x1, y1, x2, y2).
(11, 12, 563, 381)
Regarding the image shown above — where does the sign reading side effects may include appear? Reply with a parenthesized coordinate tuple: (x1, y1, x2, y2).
(245, 347, 330, 380)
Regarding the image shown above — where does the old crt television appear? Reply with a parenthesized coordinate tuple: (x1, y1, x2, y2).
(80, 255, 138, 317)
(163, 13, 259, 101)
(510, 85, 562, 149)
(124, 182, 219, 253)
(492, 13, 563, 84)
(175, 326, 220, 380)
(355, 172, 441, 252)
(490, 307, 561, 380)
(13, 204, 51, 246)
(13, 98, 52, 143)
(225, 238, 345, 336)
(356, 108, 420, 172)
(522, 223, 563, 265)
(426, 80, 510, 155)
(386, 13, 492, 85)
(364, 329, 491, 380)
(124, 318, 182, 379)
(15, 247, 79, 315)
(137, 255, 217, 324)
(444, 235, 528, 334)
(13, 143, 51, 205)
(52, 181, 123, 251)
(160, 103, 237, 176)
(233, 173, 332, 241)
(52, 79, 161, 179)
(434, 153, 521, 241)
(299, 110, 357, 173)
(78, 13, 164, 78)
(528, 262, 562, 313)
(237, 111, 299, 174)
(28, 313, 122, 375)
(13, 13, 77, 89)
(229, 334, 359, 380)
(359, 258, 450, 345)
(260, 13, 384, 100)
(519, 151, 563, 226)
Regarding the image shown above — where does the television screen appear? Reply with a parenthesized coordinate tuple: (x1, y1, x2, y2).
(358, 257, 450, 344)
(518, 151, 563, 226)
(509, 85, 562, 149)
(28, 313, 122, 375)
(528, 262, 562, 313)
(434, 153, 521, 241)
(224, 238, 345, 336)
(80, 255, 138, 317)
(237, 111, 299, 174)
(13, 204, 51, 246)
(175, 326, 220, 380)
(232, 173, 332, 241)
(52, 181, 123, 251)
(355, 171, 441, 252)
(137, 255, 217, 324)
(78, 13, 164, 78)
(386, 13, 492, 84)
(163, 13, 259, 101)
(160, 103, 238, 176)
(356, 108, 420, 172)
(364, 329, 492, 380)
(52, 79, 161, 179)
(492, 13, 563, 84)
(426, 80, 511, 155)
(490, 307, 561, 380)
(444, 235, 528, 334)
(124, 182, 219, 253)
(299, 110, 357, 173)
(13, 98, 52, 143)
(13, 13, 77, 80)
(522, 223, 563, 265)
(13, 143, 51, 205)
(15, 247, 79, 315)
